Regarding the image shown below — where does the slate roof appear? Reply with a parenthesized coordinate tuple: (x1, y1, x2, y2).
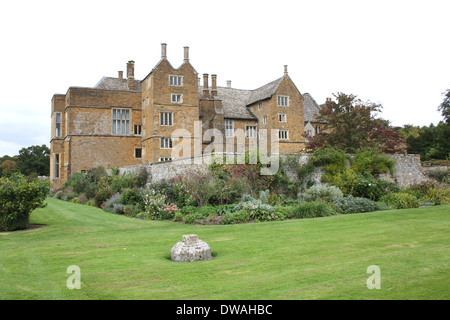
(199, 77, 285, 120)
(247, 77, 284, 106)
(303, 93, 322, 122)
(93, 75, 322, 122)
(94, 77, 142, 91)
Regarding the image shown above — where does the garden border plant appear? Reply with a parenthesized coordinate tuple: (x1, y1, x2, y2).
(51, 147, 449, 226)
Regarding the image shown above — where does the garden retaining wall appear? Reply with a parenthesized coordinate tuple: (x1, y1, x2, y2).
(115, 153, 430, 188)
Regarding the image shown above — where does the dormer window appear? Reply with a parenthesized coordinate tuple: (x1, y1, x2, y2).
(169, 75, 183, 86)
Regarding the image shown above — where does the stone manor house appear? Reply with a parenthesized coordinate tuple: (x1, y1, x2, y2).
(50, 44, 324, 187)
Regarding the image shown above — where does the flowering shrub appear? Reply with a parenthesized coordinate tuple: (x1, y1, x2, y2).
(143, 189, 178, 220)
(350, 173, 399, 201)
(173, 171, 212, 207)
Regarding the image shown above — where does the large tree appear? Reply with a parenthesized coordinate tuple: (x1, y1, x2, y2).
(306, 93, 406, 153)
(16, 145, 50, 176)
(438, 88, 450, 124)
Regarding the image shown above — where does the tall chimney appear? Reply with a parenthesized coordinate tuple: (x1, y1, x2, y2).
(161, 43, 167, 59)
(284, 65, 288, 76)
(203, 73, 210, 98)
(184, 46, 189, 62)
(118, 71, 123, 79)
(211, 74, 217, 97)
(127, 60, 136, 90)
(227, 80, 232, 88)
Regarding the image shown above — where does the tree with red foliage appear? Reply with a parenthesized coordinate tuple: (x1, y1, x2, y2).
(306, 93, 406, 154)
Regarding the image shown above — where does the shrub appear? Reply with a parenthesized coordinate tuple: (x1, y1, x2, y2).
(94, 188, 111, 207)
(407, 181, 450, 205)
(183, 214, 198, 224)
(380, 193, 420, 209)
(123, 204, 141, 217)
(214, 204, 235, 216)
(267, 192, 283, 206)
(180, 205, 198, 216)
(120, 188, 144, 208)
(222, 212, 235, 225)
(425, 168, 449, 184)
(258, 189, 270, 204)
(206, 213, 218, 223)
(292, 202, 334, 219)
(350, 173, 399, 201)
(109, 172, 137, 193)
(147, 179, 175, 203)
(234, 193, 287, 222)
(197, 205, 218, 218)
(208, 175, 250, 205)
(333, 196, 379, 214)
(0, 173, 50, 231)
(134, 168, 149, 187)
(421, 186, 450, 205)
(301, 185, 343, 203)
(142, 189, 178, 220)
(274, 206, 295, 219)
(173, 211, 183, 222)
(102, 193, 122, 214)
(232, 210, 251, 223)
(351, 149, 395, 176)
(63, 166, 107, 199)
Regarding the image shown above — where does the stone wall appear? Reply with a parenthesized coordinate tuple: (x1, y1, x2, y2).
(116, 153, 430, 188)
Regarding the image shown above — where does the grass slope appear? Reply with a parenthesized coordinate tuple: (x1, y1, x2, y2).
(0, 197, 448, 300)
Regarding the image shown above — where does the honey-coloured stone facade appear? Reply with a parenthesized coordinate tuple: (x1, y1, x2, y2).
(49, 44, 323, 187)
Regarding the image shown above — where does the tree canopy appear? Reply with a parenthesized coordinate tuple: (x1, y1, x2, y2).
(438, 88, 450, 124)
(306, 93, 406, 154)
(1, 145, 50, 177)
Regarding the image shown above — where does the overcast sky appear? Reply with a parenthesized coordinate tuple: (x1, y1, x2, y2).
(0, 0, 449, 156)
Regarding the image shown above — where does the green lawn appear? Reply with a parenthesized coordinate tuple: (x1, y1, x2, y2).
(0, 197, 449, 300)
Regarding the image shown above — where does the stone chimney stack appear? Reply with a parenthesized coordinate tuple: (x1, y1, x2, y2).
(203, 73, 210, 98)
(227, 80, 232, 88)
(118, 71, 123, 79)
(211, 74, 217, 97)
(184, 46, 189, 62)
(284, 65, 288, 76)
(127, 60, 136, 90)
(161, 43, 167, 59)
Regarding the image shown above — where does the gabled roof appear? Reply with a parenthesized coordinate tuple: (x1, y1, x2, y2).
(247, 77, 284, 106)
(141, 58, 198, 82)
(303, 92, 322, 122)
(94, 77, 142, 91)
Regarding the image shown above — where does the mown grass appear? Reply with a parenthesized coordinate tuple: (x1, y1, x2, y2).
(0, 197, 448, 300)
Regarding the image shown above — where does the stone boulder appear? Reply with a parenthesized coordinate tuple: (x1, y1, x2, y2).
(171, 234, 212, 262)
